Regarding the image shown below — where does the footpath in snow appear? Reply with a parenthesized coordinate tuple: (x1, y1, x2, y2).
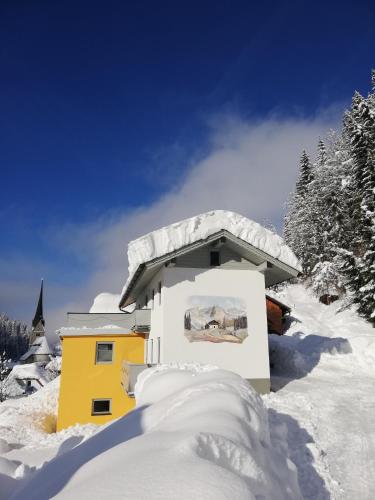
(266, 284, 375, 500)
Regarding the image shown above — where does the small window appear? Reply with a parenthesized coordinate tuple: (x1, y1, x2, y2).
(92, 399, 112, 415)
(210, 251, 220, 266)
(95, 342, 114, 364)
(158, 281, 162, 305)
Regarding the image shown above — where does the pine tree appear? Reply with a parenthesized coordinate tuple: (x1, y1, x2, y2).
(283, 70, 375, 322)
(341, 82, 375, 322)
(284, 151, 316, 275)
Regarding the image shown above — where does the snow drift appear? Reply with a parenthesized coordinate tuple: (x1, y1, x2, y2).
(11, 364, 302, 500)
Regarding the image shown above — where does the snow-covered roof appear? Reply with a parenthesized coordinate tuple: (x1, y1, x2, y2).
(58, 325, 132, 337)
(11, 363, 48, 383)
(19, 336, 52, 361)
(120, 210, 301, 306)
(89, 293, 123, 313)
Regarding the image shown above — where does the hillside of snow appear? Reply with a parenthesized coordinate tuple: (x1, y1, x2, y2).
(265, 284, 375, 499)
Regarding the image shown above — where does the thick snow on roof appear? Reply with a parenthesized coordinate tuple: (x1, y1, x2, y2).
(58, 325, 130, 337)
(122, 210, 301, 297)
(11, 363, 49, 383)
(89, 293, 121, 313)
(11, 364, 302, 500)
(90, 292, 136, 313)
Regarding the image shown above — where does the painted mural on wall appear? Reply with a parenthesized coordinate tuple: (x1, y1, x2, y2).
(184, 295, 248, 343)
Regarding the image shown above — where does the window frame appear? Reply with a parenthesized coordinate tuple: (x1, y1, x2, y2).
(91, 398, 112, 416)
(95, 341, 114, 365)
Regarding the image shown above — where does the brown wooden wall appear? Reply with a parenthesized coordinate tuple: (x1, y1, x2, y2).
(266, 298, 284, 335)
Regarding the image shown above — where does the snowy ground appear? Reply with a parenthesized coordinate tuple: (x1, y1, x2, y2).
(4, 364, 301, 500)
(0, 378, 98, 499)
(265, 284, 375, 500)
(1, 283, 374, 499)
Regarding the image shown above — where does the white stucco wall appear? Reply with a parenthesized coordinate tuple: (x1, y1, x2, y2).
(146, 268, 165, 364)
(151, 266, 270, 382)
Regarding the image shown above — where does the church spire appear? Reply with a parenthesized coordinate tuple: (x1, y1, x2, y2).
(32, 279, 45, 332)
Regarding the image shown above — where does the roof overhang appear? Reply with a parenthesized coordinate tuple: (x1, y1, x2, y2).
(119, 230, 300, 309)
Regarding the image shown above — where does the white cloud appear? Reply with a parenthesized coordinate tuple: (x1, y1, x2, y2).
(7, 111, 342, 339)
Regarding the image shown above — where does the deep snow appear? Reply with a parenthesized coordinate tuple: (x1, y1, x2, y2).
(1, 284, 375, 499)
(7, 364, 302, 500)
(265, 284, 375, 499)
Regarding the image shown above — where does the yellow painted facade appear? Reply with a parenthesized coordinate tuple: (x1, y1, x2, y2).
(57, 333, 145, 431)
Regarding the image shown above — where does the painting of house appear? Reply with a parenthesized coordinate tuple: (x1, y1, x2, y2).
(184, 295, 248, 343)
(57, 210, 301, 430)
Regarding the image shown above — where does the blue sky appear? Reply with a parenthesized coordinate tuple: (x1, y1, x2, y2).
(1, 0, 375, 333)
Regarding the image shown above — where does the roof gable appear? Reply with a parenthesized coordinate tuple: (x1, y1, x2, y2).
(120, 229, 300, 308)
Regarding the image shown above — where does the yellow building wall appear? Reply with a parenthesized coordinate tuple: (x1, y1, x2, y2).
(57, 334, 144, 431)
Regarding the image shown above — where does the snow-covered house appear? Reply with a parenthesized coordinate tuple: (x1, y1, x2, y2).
(57, 211, 301, 430)
(10, 363, 49, 395)
(205, 320, 220, 329)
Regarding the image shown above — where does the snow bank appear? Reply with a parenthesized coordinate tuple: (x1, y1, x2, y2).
(269, 284, 375, 369)
(121, 210, 302, 298)
(11, 364, 302, 500)
(0, 377, 100, 499)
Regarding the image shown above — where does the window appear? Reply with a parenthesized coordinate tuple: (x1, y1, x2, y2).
(92, 399, 112, 415)
(158, 281, 162, 305)
(95, 342, 114, 364)
(210, 251, 220, 267)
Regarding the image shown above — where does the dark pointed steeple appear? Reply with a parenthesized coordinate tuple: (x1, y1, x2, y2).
(32, 280, 45, 332)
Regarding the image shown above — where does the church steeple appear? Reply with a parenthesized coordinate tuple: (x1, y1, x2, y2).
(32, 279, 45, 338)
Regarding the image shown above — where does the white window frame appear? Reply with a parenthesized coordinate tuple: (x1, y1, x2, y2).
(92, 398, 112, 415)
(95, 342, 114, 365)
